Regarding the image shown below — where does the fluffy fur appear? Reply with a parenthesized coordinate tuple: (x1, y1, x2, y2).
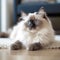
(8, 7, 55, 50)
(1, 7, 59, 51)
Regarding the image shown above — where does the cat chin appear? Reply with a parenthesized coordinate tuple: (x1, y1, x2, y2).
(27, 28, 37, 33)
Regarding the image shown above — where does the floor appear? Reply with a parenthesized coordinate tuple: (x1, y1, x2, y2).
(0, 49, 60, 60)
(0, 35, 60, 60)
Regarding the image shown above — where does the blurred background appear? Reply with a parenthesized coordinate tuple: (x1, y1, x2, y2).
(0, 0, 60, 35)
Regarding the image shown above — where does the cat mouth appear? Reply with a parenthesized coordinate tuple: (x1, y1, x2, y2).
(29, 27, 36, 30)
(27, 23, 37, 30)
(27, 27, 37, 33)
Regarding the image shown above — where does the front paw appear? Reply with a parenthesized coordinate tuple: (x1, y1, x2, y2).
(11, 40, 22, 50)
(28, 42, 43, 51)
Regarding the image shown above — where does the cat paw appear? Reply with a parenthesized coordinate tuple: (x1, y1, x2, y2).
(11, 40, 23, 50)
(28, 42, 43, 51)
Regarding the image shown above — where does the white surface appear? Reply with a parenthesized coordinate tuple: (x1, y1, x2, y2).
(55, 35, 60, 41)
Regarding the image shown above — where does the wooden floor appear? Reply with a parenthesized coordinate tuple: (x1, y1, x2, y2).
(0, 49, 60, 60)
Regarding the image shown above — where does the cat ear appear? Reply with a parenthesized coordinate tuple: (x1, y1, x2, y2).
(38, 7, 46, 14)
(38, 7, 49, 21)
(21, 11, 27, 17)
(38, 7, 48, 20)
(43, 13, 48, 20)
(38, 7, 45, 13)
(18, 17, 23, 22)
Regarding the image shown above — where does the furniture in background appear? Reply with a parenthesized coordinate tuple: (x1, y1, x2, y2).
(14, 0, 60, 34)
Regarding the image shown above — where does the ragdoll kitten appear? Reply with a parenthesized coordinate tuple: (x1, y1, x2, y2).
(9, 7, 55, 50)
(0, 7, 60, 50)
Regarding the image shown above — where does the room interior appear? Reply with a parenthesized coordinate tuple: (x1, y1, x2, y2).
(0, 0, 60, 60)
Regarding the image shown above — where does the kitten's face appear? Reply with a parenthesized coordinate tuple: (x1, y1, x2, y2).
(18, 7, 50, 33)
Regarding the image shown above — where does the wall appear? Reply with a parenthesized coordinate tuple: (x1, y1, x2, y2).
(1, 0, 14, 32)
(57, 0, 60, 3)
(1, 0, 7, 32)
(7, 0, 14, 28)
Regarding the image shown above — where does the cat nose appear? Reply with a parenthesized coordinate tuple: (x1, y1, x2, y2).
(27, 20, 36, 29)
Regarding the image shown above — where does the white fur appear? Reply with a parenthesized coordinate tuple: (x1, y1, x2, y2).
(8, 12, 55, 50)
(0, 10, 55, 50)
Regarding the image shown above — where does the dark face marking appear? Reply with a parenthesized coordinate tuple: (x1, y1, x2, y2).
(36, 12, 39, 14)
(27, 19, 36, 29)
(26, 19, 42, 30)
(18, 17, 23, 22)
(43, 14, 47, 20)
(25, 15, 42, 30)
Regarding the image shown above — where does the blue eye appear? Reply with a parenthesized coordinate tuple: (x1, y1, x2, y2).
(20, 17, 23, 20)
(18, 17, 23, 22)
